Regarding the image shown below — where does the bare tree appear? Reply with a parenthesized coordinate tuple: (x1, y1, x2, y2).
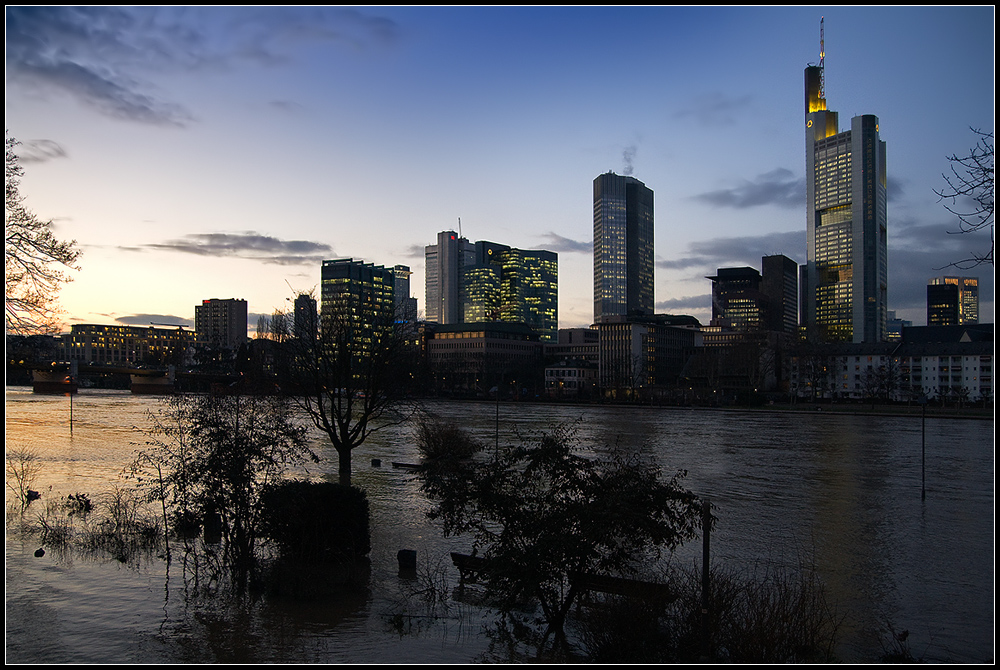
(935, 127, 994, 268)
(5, 133, 81, 334)
(274, 294, 417, 487)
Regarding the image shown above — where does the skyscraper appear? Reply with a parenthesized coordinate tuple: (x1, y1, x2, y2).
(425, 230, 474, 324)
(761, 254, 799, 334)
(320, 259, 396, 357)
(499, 247, 558, 343)
(927, 276, 979, 326)
(293, 293, 318, 341)
(425, 231, 558, 342)
(195, 298, 248, 351)
(593, 172, 654, 324)
(802, 31, 888, 343)
(708, 267, 763, 331)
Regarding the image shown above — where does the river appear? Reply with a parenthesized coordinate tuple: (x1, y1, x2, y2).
(4, 387, 994, 662)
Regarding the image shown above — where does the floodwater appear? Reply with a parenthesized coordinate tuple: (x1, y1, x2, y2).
(4, 388, 995, 663)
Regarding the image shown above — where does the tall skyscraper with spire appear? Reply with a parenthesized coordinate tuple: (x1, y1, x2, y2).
(593, 172, 654, 323)
(802, 19, 888, 343)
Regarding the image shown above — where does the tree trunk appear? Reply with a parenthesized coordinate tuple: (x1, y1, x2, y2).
(338, 446, 352, 487)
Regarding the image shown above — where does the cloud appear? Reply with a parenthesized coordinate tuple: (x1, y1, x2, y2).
(658, 230, 805, 274)
(115, 314, 193, 327)
(402, 243, 427, 259)
(656, 295, 711, 312)
(131, 231, 334, 266)
(693, 168, 805, 210)
(538, 232, 591, 254)
(674, 92, 754, 127)
(15, 139, 68, 163)
(5, 6, 400, 126)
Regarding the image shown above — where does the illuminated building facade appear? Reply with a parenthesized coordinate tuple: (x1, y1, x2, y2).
(320, 259, 396, 356)
(802, 62, 888, 343)
(63, 324, 195, 366)
(195, 298, 248, 350)
(927, 276, 979, 326)
(425, 232, 558, 342)
(593, 172, 654, 323)
(708, 267, 763, 331)
(499, 248, 558, 343)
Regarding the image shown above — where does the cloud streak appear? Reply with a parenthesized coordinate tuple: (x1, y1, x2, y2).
(14, 139, 68, 163)
(693, 168, 804, 210)
(674, 91, 754, 127)
(128, 231, 334, 266)
(538, 232, 591, 254)
(115, 314, 193, 328)
(658, 229, 805, 273)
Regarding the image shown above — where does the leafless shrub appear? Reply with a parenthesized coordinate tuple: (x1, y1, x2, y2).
(5, 446, 42, 513)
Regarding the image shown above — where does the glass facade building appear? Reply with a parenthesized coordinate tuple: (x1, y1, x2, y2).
(320, 258, 397, 358)
(803, 65, 888, 343)
(593, 172, 654, 323)
(425, 232, 558, 343)
(927, 276, 979, 326)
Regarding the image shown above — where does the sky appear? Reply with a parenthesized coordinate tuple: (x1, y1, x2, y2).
(5, 6, 995, 334)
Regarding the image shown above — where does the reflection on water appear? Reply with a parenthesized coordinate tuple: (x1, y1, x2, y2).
(5, 388, 994, 663)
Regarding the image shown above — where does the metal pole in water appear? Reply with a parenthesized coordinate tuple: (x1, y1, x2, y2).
(921, 401, 926, 500)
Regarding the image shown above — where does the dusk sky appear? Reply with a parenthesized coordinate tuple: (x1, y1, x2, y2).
(5, 6, 994, 334)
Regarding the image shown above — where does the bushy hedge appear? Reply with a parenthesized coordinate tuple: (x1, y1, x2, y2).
(260, 480, 370, 564)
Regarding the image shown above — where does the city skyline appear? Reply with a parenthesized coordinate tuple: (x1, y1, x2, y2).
(5, 7, 994, 334)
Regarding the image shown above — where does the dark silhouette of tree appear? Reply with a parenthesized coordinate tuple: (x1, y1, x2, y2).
(131, 393, 314, 592)
(935, 127, 994, 268)
(418, 420, 705, 653)
(5, 133, 81, 334)
(273, 295, 417, 487)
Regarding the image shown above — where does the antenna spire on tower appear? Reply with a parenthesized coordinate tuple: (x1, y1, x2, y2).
(819, 17, 826, 100)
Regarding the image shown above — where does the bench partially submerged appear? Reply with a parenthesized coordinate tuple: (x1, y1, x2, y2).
(450, 551, 488, 583)
(449, 552, 674, 603)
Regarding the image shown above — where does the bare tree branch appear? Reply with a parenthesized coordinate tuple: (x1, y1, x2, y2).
(5, 132, 81, 334)
(934, 127, 994, 268)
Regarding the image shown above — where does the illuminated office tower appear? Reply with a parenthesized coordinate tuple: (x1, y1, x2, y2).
(320, 259, 396, 357)
(708, 267, 763, 331)
(802, 26, 888, 343)
(593, 172, 654, 323)
(499, 248, 558, 343)
(927, 276, 979, 326)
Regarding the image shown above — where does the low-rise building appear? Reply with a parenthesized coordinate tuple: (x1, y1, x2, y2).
(425, 322, 543, 397)
(787, 324, 992, 402)
(61, 324, 195, 367)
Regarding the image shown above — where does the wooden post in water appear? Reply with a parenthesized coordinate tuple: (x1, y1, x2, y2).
(701, 497, 711, 659)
